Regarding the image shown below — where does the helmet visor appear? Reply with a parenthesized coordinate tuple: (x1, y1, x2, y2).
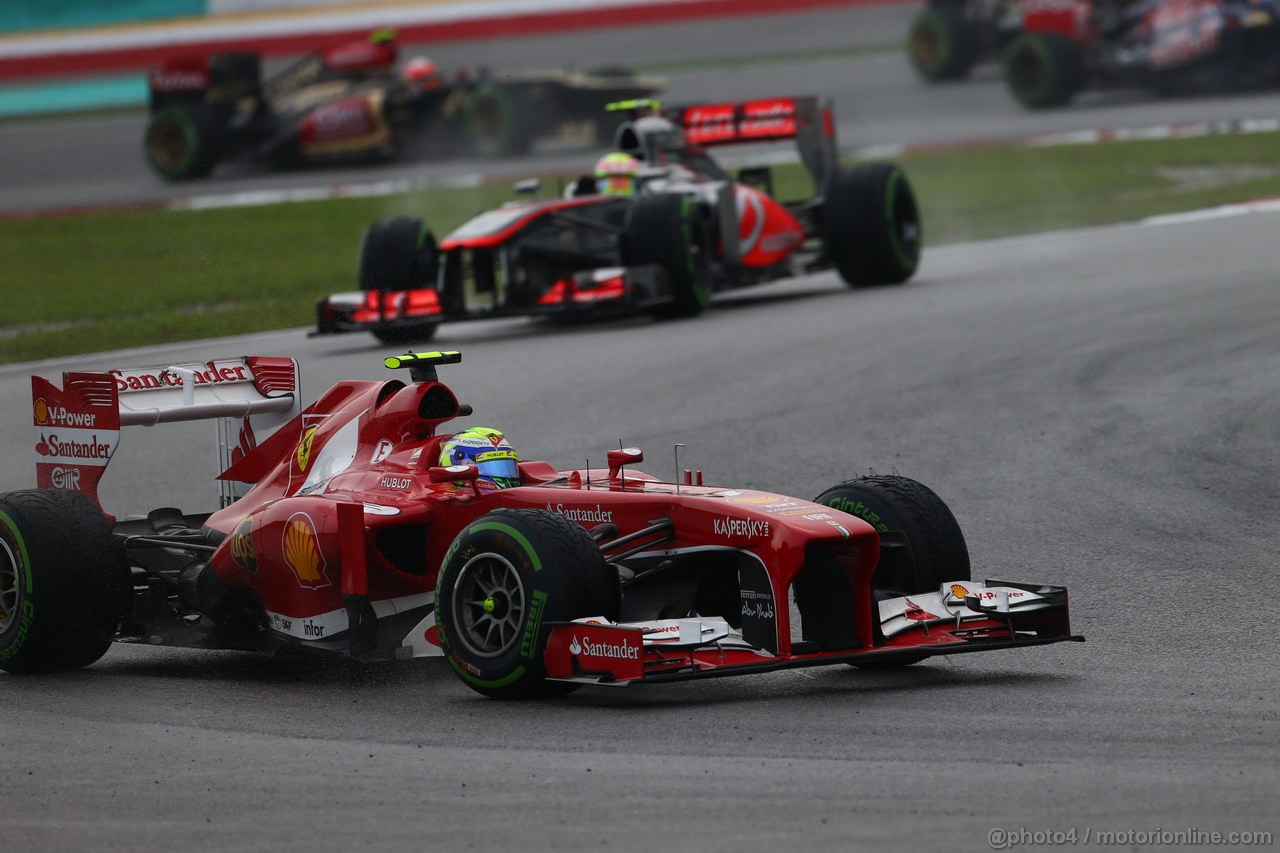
(474, 449, 519, 481)
(598, 176, 634, 196)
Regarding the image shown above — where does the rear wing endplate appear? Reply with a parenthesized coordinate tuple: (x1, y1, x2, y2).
(32, 357, 300, 515)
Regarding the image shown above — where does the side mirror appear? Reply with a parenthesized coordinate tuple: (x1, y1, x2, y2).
(429, 464, 478, 484)
(607, 447, 643, 480)
(634, 166, 668, 191)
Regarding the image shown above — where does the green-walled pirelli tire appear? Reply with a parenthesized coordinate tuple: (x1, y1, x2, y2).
(435, 509, 620, 700)
(823, 164, 922, 287)
(813, 475, 970, 668)
(465, 83, 532, 158)
(357, 216, 441, 345)
(624, 193, 712, 319)
(0, 489, 128, 674)
(907, 8, 981, 81)
(1003, 32, 1084, 108)
(143, 106, 223, 180)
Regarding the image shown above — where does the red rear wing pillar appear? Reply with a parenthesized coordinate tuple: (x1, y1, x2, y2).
(30, 357, 301, 517)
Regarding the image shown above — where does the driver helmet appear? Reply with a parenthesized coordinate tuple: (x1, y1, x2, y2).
(403, 56, 443, 90)
(594, 152, 641, 196)
(438, 427, 520, 490)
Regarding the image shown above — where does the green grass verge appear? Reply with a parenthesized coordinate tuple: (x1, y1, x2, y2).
(4, 131, 1280, 364)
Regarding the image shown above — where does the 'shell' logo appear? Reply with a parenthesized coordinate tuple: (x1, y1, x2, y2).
(230, 516, 257, 573)
(283, 513, 329, 588)
(34, 398, 49, 424)
(296, 425, 318, 471)
(50, 466, 81, 489)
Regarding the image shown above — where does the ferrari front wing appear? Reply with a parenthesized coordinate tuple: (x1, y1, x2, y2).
(543, 579, 1082, 686)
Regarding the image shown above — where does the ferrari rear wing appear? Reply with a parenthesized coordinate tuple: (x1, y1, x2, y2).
(663, 96, 839, 188)
(31, 357, 300, 515)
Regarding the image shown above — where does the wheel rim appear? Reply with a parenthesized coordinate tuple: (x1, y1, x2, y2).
(887, 171, 921, 271)
(470, 96, 509, 146)
(1008, 42, 1049, 103)
(683, 200, 712, 308)
(148, 118, 192, 172)
(0, 538, 21, 634)
(451, 552, 526, 658)
(910, 20, 948, 73)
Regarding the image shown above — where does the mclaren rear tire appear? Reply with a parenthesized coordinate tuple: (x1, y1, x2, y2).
(823, 164, 922, 287)
(435, 509, 620, 700)
(0, 489, 127, 673)
(813, 475, 970, 668)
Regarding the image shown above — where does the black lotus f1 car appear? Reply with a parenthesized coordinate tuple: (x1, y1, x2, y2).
(143, 30, 663, 180)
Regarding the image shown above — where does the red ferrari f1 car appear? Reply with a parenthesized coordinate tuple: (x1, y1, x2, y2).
(143, 30, 662, 180)
(313, 97, 922, 345)
(1, 351, 1080, 698)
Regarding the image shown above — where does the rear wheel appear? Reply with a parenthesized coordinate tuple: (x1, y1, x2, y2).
(624, 194, 711, 318)
(465, 83, 531, 157)
(813, 475, 970, 668)
(823, 163, 921, 287)
(143, 107, 223, 180)
(1003, 32, 1084, 108)
(907, 8, 980, 81)
(357, 217, 440, 345)
(436, 509, 620, 699)
(0, 489, 127, 673)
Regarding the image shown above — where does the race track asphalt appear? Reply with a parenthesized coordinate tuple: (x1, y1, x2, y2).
(7, 1, 1280, 214)
(1, 209, 1277, 851)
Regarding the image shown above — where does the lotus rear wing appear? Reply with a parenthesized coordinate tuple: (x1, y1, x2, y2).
(662, 96, 839, 188)
(32, 357, 300, 516)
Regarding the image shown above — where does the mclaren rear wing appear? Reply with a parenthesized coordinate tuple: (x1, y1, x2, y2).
(662, 96, 839, 188)
(31, 357, 300, 515)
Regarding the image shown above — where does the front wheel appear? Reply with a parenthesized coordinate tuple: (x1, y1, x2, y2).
(0, 489, 127, 673)
(813, 475, 970, 668)
(624, 193, 711, 318)
(358, 217, 440, 345)
(1003, 32, 1083, 108)
(436, 509, 620, 699)
(822, 164, 921, 287)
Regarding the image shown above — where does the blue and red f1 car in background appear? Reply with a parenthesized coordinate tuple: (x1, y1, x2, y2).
(1003, 0, 1280, 106)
